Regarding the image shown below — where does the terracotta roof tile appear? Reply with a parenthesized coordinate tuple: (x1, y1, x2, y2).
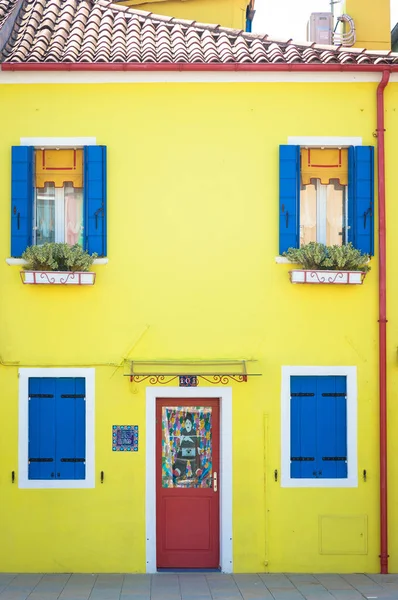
(1, 0, 398, 65)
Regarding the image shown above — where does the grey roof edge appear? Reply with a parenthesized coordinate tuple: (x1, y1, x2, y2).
(0, 0, 25, 59)
(392, 23, 398, 48)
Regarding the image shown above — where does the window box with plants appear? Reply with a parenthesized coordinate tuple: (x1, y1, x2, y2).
(20, 243, 98, 285)
(284, 243, 370, 285)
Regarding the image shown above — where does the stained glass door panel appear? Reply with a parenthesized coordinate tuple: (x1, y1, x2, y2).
(156, 399, 220, 569)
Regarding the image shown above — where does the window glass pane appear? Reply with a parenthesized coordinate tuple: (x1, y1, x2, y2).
(65, 184, 83, 246)
(35, 183, 83, 246)
(300, 179, 346, 246)
(162, 407, 212, 489)
(36, 183, 55, 244)
(326, 181, 345, 246)
(300, 182, 317, 246)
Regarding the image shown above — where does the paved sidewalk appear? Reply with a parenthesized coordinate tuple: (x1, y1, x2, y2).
(1, 573, 398, 600)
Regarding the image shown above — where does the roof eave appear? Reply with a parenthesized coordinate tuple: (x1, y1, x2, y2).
(2, 62, 398, 71)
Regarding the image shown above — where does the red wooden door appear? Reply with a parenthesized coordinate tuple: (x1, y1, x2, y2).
(156, 399, 220, 569)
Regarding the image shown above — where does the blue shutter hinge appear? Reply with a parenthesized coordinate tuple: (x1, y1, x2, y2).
(274, 469, 278, 482)
(363, 206, 372, 230)
(13, 205, 21, 230)
(281, 204, 289, 229)
(94, 205, 104, 230)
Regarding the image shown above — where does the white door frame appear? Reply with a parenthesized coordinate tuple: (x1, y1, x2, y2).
(145, 386, 233, 573)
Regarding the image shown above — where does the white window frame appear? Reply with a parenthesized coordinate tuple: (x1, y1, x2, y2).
(18, 368, 95, 489)
(281, 366, 358, 488)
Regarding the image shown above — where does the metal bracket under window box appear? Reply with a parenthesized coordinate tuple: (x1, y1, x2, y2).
(125, 359, 261, 385)
(289, 269, 367, 285)
(20, 271, 96, 285)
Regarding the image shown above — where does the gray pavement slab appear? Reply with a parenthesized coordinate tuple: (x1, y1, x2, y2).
(341, 574, 384, 593)
(258, 575, 296, 590)
(0, 573, 397, 600)
(233, 574, 274, 599)
(328, 591, 365, 600)
(268, 591, 305, 600)
(58, 574, 96, 600)
(314, 576, 355, 591)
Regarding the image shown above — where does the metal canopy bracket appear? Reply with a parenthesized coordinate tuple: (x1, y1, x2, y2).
(125, 359, 261, 385)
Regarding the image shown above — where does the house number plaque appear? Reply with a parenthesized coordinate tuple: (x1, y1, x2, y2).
(112, 425, 139, 451)
(179, 375, 198, 387)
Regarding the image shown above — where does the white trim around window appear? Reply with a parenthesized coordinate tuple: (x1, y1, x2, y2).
(281, 366, 358, 488)
(287, 136, 362, 148)
(18, 367, 95, 489)
(20, 137, 97, 147)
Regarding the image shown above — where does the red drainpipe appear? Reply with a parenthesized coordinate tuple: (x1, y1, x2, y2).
(1, 58, 393, 573)
(377, 69, 390, 575)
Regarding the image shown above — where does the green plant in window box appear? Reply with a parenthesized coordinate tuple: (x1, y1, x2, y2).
(283, 242, 370, 272)
(22, 243, 97, 272)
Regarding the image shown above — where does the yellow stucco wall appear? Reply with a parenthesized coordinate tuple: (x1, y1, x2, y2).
(119, 0, 249, 29)
(0, 80, 397, 573)
(342, 0, 391, 50)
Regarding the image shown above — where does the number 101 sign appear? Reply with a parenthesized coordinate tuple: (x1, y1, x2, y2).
(179, 375, 198, 387)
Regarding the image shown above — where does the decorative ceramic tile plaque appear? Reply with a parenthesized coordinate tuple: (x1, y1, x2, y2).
(112, 425, 139, 451)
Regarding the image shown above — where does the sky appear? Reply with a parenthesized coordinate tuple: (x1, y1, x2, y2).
(253, 0, 398, 43)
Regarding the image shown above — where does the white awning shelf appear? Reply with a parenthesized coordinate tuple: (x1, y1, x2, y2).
(125, 359, 261, 385)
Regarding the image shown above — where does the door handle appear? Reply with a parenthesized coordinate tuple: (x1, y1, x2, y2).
(213, 471, 218, 492)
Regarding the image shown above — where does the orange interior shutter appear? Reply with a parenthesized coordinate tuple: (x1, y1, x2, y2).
(301, 148, 348, 186)
(35, 149, 83, 188)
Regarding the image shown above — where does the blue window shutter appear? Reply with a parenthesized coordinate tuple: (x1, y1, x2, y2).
(84, 146, 107, 256)
(348, 146, 374, 255)
(279, 145, 300, 254)
(317, 376, 347, 479)
(55, 378, 86, 480)
(28, 378, 56, 480)
(290, 376, 317, 478)
(347, 146, 355, 248)
(11, 146, 34, 257)
(74, 378, 86, 480)
(334, 376, 348, 478)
